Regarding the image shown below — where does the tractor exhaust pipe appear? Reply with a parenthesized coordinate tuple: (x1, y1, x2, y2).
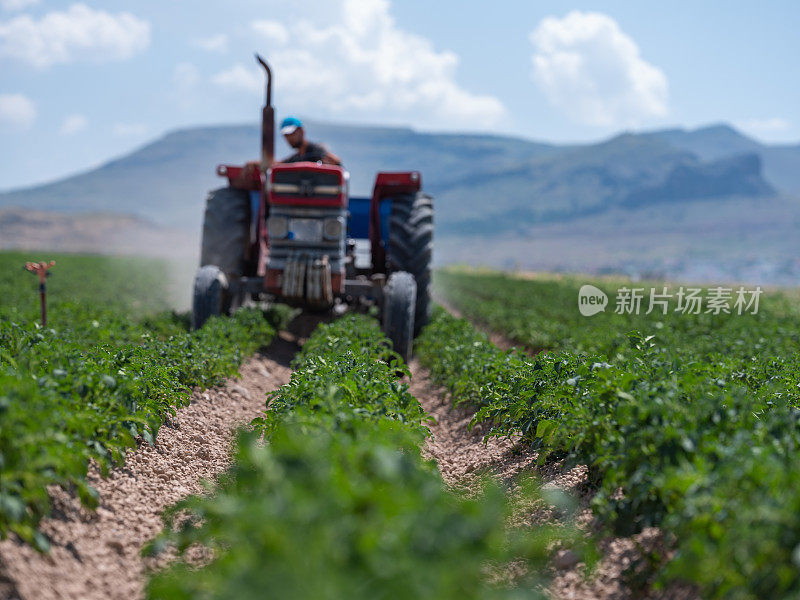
(255, 54, 274, 170)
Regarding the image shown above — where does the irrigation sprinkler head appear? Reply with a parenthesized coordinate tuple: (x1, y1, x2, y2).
(24, 260, 55, 327)
(25, 260, 55, 283)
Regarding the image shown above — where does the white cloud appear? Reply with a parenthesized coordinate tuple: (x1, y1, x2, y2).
(1, 0, 39, 11)
(60, 113, 87, 135)
(530, 11, 668, 127)
(252, 20, 289, 46)
(0, 3, 150, 68)
(195, 33, 227, 53)
(236, 0, 504, 129)
(112, 122, 146, 137)
(734, 117, 791, 139)
(0, 92, 35, 129)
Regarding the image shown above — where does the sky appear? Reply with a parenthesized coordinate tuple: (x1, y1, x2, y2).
(0, 0, 798, 190)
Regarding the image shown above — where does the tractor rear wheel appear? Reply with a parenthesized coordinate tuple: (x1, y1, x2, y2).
(200, 186, 250, 278)
(382, 271, 416, 363)
(387, 191, 433, 335)
(192, 265, 228, 330)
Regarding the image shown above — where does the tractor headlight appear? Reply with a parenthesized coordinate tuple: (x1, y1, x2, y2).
(323, 216, 344, 239)
(268, 216, 288, 239)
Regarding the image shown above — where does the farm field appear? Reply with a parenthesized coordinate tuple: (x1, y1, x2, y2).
(147, 315, 582, 599)
(430, 267, 800, 598)
(0, 251, 586, 599)
(5, 253, 800, 599)
(2, 3, 797, 600)
(0, 251, 281, 550)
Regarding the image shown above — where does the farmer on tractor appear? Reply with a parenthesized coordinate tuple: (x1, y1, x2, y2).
(193, 55, 434, 361)
(279, 116, 342, 166)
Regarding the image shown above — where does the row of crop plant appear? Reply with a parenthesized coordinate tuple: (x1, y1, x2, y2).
(0, 252, 284, 549)
(147, 315, 584, 599)
(416, 300, 800, 600)
(433, 268, 800, 358)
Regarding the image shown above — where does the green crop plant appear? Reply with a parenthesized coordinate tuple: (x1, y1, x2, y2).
(148, 315, 585, 599)
(0, 251, 277, 549)
(418, 269, 800, 599)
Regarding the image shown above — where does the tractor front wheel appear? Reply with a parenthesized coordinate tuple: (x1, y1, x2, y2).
(192, 265, 229, 330)
(382, 271, 416, 363)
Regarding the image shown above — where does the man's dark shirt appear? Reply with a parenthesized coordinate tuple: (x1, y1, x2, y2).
(283, 142, 327, 163)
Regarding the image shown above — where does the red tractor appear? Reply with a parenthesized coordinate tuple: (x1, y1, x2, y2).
(192, 56, 433, 360)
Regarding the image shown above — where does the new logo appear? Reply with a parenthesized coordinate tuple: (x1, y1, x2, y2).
(578, 284, 608, 316)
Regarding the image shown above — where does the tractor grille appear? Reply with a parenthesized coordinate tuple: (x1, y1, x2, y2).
(267, 205, 347, 271)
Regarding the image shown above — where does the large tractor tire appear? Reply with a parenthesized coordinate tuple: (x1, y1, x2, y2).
(382, 271, 416, 363)
(387, 191, 433, 335)
(200, 187, 250, 277)
(192, 265, 228, 330)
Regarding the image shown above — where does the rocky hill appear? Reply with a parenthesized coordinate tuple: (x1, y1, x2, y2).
(0, 122, 792, 235)
(1, 121, 798, 284)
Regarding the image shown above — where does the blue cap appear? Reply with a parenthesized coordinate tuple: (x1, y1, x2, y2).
(280, 116, 302, 135)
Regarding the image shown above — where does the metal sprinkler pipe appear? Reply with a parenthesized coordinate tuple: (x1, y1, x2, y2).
(24, 260, 55, 327)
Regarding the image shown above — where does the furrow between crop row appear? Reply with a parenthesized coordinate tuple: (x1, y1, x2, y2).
(145, 315, 584, 599)
(416, 302, 800, 599)
(0, 335, 296, 600)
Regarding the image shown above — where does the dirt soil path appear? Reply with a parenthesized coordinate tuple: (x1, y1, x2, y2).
(432, 296, 522, 352)
(0, 333, 298, 600)
(409, 359, 583, 491)
(408, 359, 695, 600)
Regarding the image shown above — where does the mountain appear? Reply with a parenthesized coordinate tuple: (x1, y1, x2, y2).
(644, 124, 763, 161)
(0, 127, 259, 230)
(0, 122, 561, 231)
(645, 123, 800, 194)
(0, 121, 792, 236)
(1, 120, 798, 285)
(621, 153, 774, 208)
